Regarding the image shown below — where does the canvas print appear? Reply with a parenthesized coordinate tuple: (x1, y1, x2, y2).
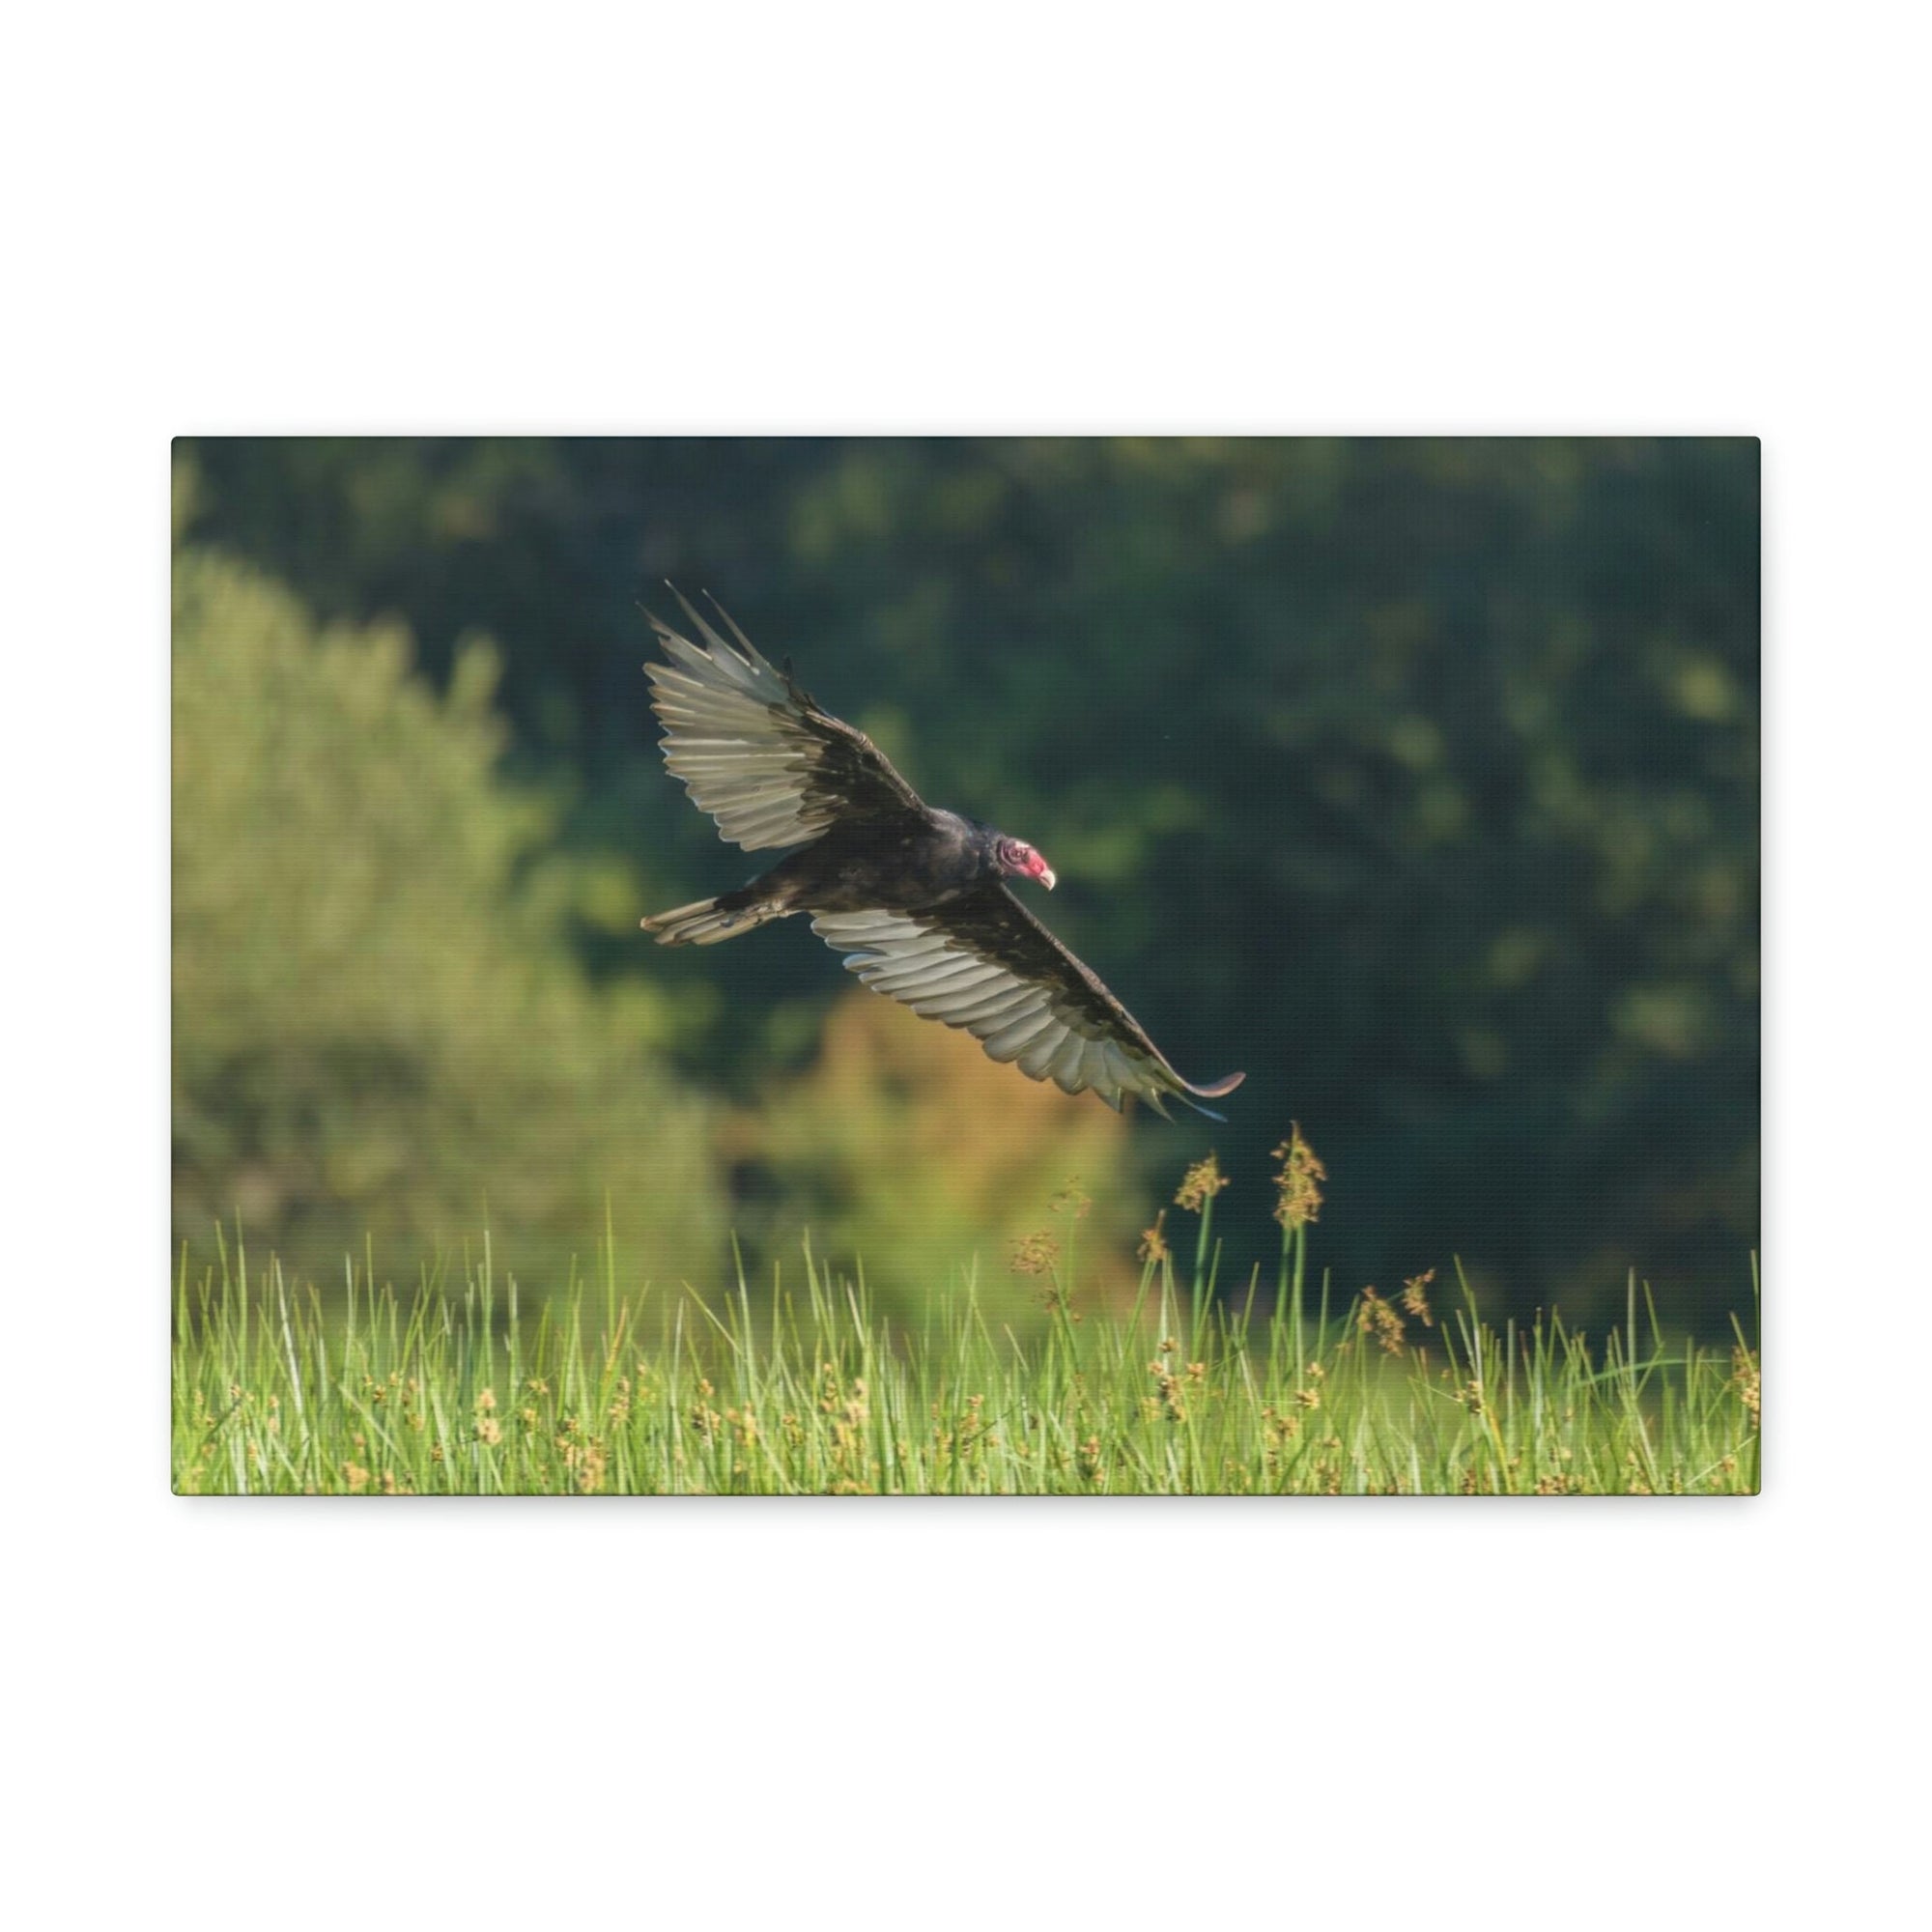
(171, 437, 1761, 1494)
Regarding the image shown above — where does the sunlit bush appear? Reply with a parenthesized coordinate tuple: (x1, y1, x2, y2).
(727, 988, 1141, 1327)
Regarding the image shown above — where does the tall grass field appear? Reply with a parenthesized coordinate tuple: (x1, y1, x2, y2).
(173, 1162, 1761, 1496)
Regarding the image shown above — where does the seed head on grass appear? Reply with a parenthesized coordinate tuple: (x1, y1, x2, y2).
(1357, 1286, 1406, 1355)
(567, 1440, 607, 1494)
(1149, 1357, 1187, 1424)
(1729, 1346, 1760, 1427)
(1400, 1268, 1436, 1326)
(1271, 1124, 1326, 1230)
(1175, 1151, 1229, 1213)
(1009, 1230, 1060, 1277)
(1137, 1211, 1171, 1265)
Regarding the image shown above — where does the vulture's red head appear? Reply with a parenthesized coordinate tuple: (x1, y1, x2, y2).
(994, 835, 1057, 891)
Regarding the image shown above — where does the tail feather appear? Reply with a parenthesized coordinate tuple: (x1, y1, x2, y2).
(641, 895, 788, 947)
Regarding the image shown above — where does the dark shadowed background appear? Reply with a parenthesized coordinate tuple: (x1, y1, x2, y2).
(171, 436, 1758, 1335)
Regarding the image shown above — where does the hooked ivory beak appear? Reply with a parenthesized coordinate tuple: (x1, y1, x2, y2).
(1037, 865, 1057, 891)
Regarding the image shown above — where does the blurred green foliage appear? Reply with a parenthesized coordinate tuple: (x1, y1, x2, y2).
(174, 437, 1758, 1332)
(171, 497, 725, 1289)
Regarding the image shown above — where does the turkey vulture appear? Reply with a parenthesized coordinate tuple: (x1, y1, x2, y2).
(640, 591, 1245, 1120)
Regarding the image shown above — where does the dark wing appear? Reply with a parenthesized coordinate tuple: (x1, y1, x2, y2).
(812, 882, 1246, 1120)
(645, 590, 929, 850)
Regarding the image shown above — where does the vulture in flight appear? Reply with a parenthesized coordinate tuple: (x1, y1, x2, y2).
(640, 592, 1244, 1120)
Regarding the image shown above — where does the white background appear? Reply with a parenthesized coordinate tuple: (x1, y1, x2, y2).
(6, 3, 1920, 1925)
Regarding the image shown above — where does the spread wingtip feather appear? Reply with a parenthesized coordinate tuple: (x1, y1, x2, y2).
(1187, 1069, 1246, 1100)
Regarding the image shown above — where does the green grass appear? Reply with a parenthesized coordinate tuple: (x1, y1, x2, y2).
(172, 1209, 1761, 1496)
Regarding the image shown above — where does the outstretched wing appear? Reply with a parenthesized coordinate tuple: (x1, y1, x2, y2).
(645, 590, 929, 850)
(812, 882, 1246, 1120)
